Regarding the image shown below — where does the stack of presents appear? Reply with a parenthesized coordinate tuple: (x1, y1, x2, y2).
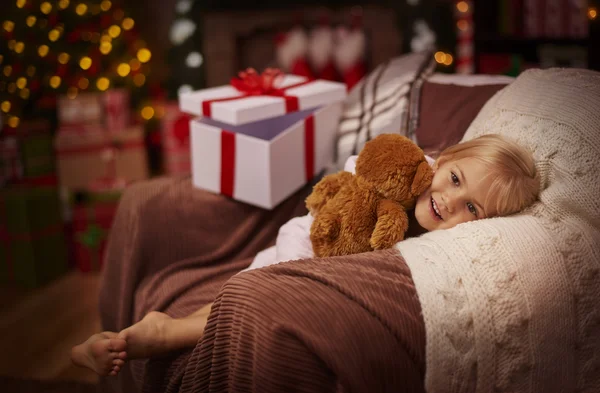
(0, 89, 194, 289)
(0, 67, 347, 289)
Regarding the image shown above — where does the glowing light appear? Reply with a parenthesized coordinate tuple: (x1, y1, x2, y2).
(27, 66, 36, 76)
(50, 76, 62, 88)
(48, 29, 61, 41)
(113, 9, 125, 21)
(434, 51, 446, 64)
(14, 41, 25, 53)
(76, 3, 88, 16)
(101, 0, 112, 11)
(96, 77, 110, 91)
(457, 20, 468, 31)
(58, 0, 70, 9)
(3, 21, 15, 32)
(26, 16, 37, 27)
(78, 78, 89, 89)
(122, 17, 134, 30)
(67, 87, 78, 99)
(99, 41, 113, 55)
(589, 7, 598, 20)
(456, 1, 469, 13)
(108, 25, 121, 38)
(133, 73, 146, 86)
(141, 106, 155, 120)
(443, 54, 454, 66)
(3, 66, 12, 77)
(186, 52, 203, 68)
(16, 0, 27, 8)
(117, 63, 131, 77)
(136, 48, 151, 63)
(40, 2, 52, 14)
(79, 56, 92, 70)
(38, 45, 49, 57)
(100, 35, 112, 43)
(1, 101, 10, 113)
(20, 88, 30, 99)
(16, 77, 27, 89)
(8, 116, 20, 128)
(8, 83, 17, 93)
(58, 52, 70, 64)
(129, 58, 141, 71)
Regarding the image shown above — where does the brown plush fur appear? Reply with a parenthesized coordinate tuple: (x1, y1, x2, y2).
(306, 134, 433, 257)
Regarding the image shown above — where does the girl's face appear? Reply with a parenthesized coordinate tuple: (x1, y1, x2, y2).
(414, 157, 495, 232)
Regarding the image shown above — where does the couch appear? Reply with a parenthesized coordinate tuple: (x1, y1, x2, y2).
(98, 66, 600, 393)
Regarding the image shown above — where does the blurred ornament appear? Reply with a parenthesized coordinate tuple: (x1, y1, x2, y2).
(176, 0, 193, 14)
(170, 19, 196, 45)
(185, 52, 203, 68)
(137, 48, 151, 63)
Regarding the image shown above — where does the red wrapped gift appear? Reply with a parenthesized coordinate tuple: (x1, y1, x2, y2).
(70, 192, 120, 272)
(102, 88, 131, 131)
(161, 102, 192, 176)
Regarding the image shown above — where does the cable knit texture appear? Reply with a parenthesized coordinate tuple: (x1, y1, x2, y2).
(396, 68, 600, 393)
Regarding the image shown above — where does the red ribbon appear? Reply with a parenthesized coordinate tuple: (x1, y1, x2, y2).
(57, 140, 145, 156)
(202, 68, 312, 118)
(219, 114, 316, 198)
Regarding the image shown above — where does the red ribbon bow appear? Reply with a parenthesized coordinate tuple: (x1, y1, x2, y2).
(229, 68, 285, 95)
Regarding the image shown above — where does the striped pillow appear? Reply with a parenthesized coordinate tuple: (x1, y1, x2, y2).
(334, 51, 436, 170)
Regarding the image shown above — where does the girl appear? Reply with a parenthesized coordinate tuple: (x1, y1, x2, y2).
(71, 133, 540, 376)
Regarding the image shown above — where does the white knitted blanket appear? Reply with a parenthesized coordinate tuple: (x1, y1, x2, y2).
(396, 68, 600, 393)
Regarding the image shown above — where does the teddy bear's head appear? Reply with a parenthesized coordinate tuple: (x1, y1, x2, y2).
(355, 134, 433, 205)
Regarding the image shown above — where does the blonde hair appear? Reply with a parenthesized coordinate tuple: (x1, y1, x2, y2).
(435, 134, 540, 217)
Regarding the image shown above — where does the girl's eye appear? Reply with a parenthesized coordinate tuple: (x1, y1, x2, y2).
(451, 172, 460, 186)
(467, 202, 478, 216)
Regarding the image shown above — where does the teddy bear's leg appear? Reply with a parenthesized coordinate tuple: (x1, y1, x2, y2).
(370, 200, 409, 250)
(305, 171, 353, 216)
(309, 213, 341, 257)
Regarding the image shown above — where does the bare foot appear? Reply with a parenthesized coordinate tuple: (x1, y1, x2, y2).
(117, 311, 172, 359)
(71, 332, 127, 376)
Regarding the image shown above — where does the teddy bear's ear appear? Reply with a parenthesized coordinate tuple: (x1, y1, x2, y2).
(411, 161, 434, 196)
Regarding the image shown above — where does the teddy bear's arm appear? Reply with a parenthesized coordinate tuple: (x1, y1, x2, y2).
(370, 199, 410, 250)
(305, 171, 353, 216)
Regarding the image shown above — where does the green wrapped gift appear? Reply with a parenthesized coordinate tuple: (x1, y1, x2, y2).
(0, 186, 68, 289)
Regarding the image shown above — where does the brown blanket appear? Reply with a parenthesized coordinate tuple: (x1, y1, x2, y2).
(98, 177, 425, 393)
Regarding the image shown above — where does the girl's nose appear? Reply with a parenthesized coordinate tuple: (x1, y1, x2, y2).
(441, 192, 455, 214)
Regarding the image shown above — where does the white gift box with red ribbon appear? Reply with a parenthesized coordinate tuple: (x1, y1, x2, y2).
(181, 69, 347, 209)
(190, 103, 343, 209)
(179, 71, 346, 126)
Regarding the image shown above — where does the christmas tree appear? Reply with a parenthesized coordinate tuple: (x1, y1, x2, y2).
(0, 0, 153, 130)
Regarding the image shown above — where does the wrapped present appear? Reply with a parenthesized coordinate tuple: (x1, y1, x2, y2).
(102, 88, 131, 131)
(0, 137, 23, 185)
(69, 190, 121, 272)
(0, 186, 69, 289)
(180, 68, 346, 209)
(1, 119, 55, 180)
(179, 68, 346, 125)
(55, 125, 149, 189)
(161, 102, 192, 176)
(58, 92, 104, 127)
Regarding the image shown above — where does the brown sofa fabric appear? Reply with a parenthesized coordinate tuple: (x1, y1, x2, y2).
(415, 82, 508, 156)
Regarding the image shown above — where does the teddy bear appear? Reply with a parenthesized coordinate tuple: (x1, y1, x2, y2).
(305, 133, 433, 258)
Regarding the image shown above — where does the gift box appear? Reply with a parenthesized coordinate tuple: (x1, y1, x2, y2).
(0, 186, 69, 289)
(1, 119, 55, 180)
(181, 68, 346, 209)
(161, 102, 192, 176)
(55, 125, 149, 189)
(69, 190, 121, 272)
(58, 92, 104, 127)
(0, 137, 23, 186)
(102, 88, 130, 131)
(179, 69, 346, 125)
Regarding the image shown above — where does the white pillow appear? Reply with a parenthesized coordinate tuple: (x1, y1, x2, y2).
(397, 68, 600, 393)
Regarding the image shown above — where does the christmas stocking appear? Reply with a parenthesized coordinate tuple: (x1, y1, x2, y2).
(334, 23, 367, 91)
(275, 27, 313, 79)
(308, 19, 338, 81)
